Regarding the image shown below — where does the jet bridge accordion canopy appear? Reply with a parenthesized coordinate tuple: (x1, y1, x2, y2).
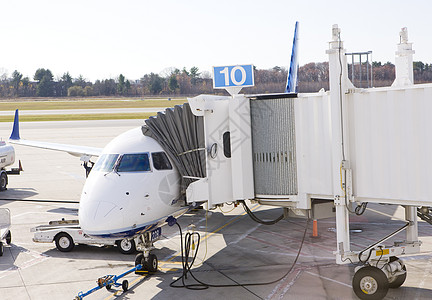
(142, 103, 206, 193)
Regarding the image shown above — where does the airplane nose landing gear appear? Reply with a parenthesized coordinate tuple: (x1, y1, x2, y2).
(135, 230, 160, 274)
(135, 252, 158, 273)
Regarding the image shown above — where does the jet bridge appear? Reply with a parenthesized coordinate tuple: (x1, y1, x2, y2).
(142, 25, 432, 299)
(184, 26, 431, 299)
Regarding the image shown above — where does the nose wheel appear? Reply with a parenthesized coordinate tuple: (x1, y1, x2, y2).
(135, 253, 158, 273)
(134, 231, 158, 274)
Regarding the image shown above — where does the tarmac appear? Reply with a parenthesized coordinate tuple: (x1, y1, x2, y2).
(0, 119, 431, 300)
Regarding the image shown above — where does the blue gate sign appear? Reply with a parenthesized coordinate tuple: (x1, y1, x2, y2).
(213, 64, 254, 89)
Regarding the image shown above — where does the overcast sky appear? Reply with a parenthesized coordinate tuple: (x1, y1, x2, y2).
(0, 0, 430, 82)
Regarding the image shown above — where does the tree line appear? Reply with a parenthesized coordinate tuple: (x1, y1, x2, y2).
(1, 62, 431, 98)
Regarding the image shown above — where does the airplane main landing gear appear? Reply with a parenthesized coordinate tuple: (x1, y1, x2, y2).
(352, 256, 407, 300)
(135, 231, 158, 274)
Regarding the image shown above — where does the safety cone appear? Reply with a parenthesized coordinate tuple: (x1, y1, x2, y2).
(312, 219, 318, 237)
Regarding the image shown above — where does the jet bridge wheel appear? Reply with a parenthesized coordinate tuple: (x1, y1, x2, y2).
(353, 266, 389, 300)
(388, 256, 407, 289)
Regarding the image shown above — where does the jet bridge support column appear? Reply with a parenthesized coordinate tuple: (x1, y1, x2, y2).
(405, 205, 418, 243)
(334, 196, 351, 264)
(327, 24, 355, 263)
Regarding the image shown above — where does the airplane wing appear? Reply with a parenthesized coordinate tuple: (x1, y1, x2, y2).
(9, 109, 102, 160)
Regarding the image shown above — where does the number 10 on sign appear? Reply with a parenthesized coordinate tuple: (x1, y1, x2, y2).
(213, 65, 254, 89)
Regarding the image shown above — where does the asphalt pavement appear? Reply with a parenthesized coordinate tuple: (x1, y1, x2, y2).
(0, 119, 430, 300)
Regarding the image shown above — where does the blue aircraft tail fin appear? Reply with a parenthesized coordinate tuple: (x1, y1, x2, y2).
(10, 109, 20, 140)
(285, 21, 299, 93)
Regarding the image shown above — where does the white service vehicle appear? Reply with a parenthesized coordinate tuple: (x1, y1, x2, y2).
(32, 219, 139, 254)
(0, 140, 22, 191)
(0, 208, 12, 256)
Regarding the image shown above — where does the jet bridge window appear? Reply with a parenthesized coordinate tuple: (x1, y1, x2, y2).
(223, 131, 231, 158)
(152, 152, 172, 170)
(117, 153, 151, 172)
(93, 154, 119, 172)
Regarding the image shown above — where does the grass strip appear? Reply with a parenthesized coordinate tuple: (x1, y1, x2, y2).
(0, 99, 187, 111)
(0, 113, 156, 122)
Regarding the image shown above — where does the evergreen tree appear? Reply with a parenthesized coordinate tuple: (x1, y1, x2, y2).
(147, 73, 163, 95)
(117, 74, 126, 95)
(168, 75, 179, 92)
(34, 68, 54, 96)
(125, 79, 131, 95)
(59, 72, 73, 96)
(11, 70, 23, 97)
(37, 76, 54, 96)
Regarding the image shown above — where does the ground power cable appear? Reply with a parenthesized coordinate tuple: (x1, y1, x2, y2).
(239, 200, 284, 225)
(170, 217, 310, 290)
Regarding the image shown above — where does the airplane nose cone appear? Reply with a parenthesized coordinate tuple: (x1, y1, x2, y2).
(79, 199, 124, 236)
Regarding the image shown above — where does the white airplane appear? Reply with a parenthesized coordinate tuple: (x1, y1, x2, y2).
(8, 22, 300, 274)
(9, 111, 189, 272)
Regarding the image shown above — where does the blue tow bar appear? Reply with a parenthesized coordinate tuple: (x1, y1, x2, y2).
(74, 264, 143, 300)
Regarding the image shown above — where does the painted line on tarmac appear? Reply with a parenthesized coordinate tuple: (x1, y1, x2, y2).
(231, 243, 335, 259)
(266, 265, 352, 300)
(201, 206, 257, 241)
(103, 205, 261, 300)
(265, 268, 303, 300)
(416, 259, 432, 298)
(304, 270, 351, 288)
(247, 235, 304, 253)
(159, 204, 260, 267)
(257, 227, 335, 252)
(0, 246, 50, 280)
(228, 223, 261, 246)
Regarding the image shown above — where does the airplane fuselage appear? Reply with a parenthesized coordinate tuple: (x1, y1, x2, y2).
(79, 127, 185, 238)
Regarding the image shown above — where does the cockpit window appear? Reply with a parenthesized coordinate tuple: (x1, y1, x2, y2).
(152, 152, 172, 170)
(117, 153, 151, 172)
(93, 154, 119, 172)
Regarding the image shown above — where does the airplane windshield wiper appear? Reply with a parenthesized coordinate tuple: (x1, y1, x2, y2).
(104, 155, 122, 176)
(104, 168, 121, 177)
